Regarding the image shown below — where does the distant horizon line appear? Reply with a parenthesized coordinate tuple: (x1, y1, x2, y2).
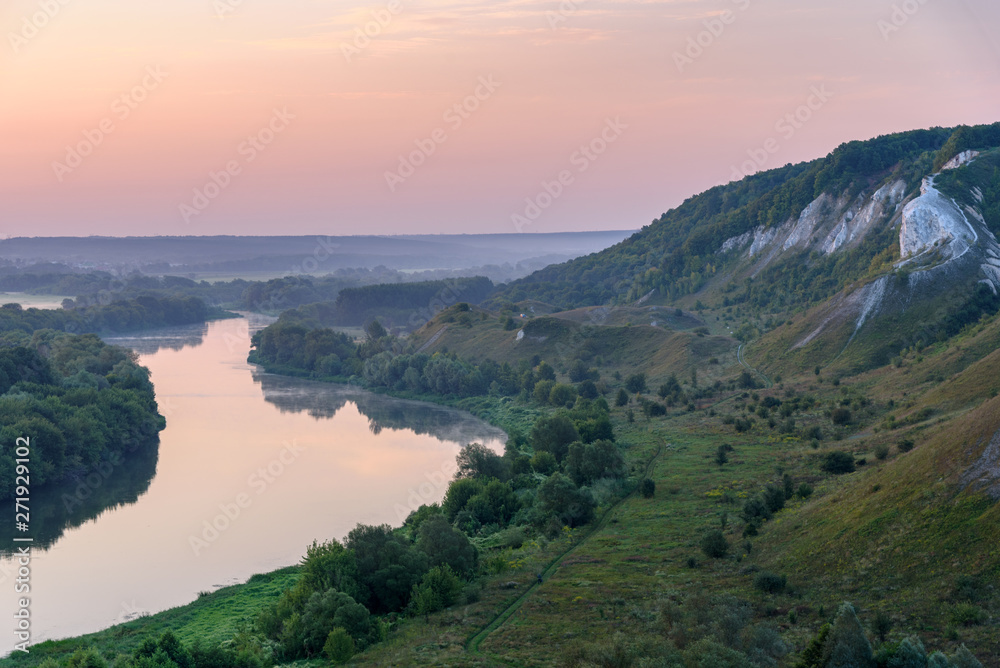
(0, 230, 637, 241)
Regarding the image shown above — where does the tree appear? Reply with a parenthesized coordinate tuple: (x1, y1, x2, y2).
(442, 478, 484, 521)
(537, 473, 596, 527)
(409, 565, 463, 616)
(831, 407, 852, 425)
(625, 373, 647, 393)
(565, 440, 626, 486)
(701, 530, 729, 558)
(715, 445, 729, 467)
(887, 636, 927, 668)
(823, 451, 856, 474)
(951, 645, 984, 668)
(640, 478, 656, 498)
(536, 361, 556, 381)
(530, 450, 558, 475)
(455, 443, 508, 481)
(417, 515, 478, 576)
(530, 414, 580, 462)
(616, 388, 629, 406)
(821, 602, 874, 668)
(324, 628, 354, 664)
(548, 383, 577, 407)
(872, 610, 893, 643)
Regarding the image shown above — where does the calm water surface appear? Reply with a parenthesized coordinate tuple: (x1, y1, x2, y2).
(0, 316, 504, 651)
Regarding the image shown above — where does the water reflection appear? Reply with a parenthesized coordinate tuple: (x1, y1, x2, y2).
(0, 444, 158, 557)
(104, 324, 208, 355)
(253, 370, 508, 445)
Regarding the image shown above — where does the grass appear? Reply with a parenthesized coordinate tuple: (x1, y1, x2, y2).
(1, 568, 301, 666)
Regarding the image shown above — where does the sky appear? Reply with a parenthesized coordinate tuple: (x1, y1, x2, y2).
(0, 0, 998, 238)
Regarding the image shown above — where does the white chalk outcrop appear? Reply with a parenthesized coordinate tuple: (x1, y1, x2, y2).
(899, 176, 977, 260)
(942, 150, 980, 171)
(823, 181, 906, 254)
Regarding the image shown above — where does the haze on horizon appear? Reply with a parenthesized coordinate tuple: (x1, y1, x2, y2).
(0, 0, 997, 238)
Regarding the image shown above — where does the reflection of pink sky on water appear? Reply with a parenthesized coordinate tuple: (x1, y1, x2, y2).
(0, 318, 503, 651)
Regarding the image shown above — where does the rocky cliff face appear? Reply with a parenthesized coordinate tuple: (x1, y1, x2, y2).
(720, 150, 1000, 352)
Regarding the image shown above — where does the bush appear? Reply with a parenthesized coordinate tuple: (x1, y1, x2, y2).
(409, 565, 464, 616)
(324, 628, 354, 664)
(640, 478, 656, 498)
(831, 407, 852, 425)
(874, 443, 890, 461)
(753, 571, 787, 594)
(898, 438, 915, 453)
(701, 530, 729, 559)
(615, 388, 629, 406)
(530, 450, 558, 475)
(797, 482, 814, 499)
(625, 373, 648, 393)
(822, 451, 856, 474)
(951, 603, 987, 627)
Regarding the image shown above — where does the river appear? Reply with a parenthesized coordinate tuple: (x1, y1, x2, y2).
(0, 315, 505, 651)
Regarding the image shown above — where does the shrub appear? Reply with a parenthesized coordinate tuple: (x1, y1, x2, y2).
(530, 450, 558, 475)
(797, 482, 814, 499)
(823, 451, 856, 474)
(821, 602, 874, 668)
(616, 388, 629, 406)
(701, 530, 729, 559)
(831, 407, 852, 425)
(640, 478, 656, 498)
(625, 373, 647, 393)
(951, 603, 987, 627)
(324, 628, 354, 664)
(753, 571, 787, 594)
(898, 438, 915, 453)
(874, 443, 890, 460)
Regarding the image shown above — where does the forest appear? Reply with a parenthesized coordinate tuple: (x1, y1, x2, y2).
(497, 124, 1000, 310)
(277, 276, 494, 331)
(0, 295, 220, 336)
(0, 330, 165, 499)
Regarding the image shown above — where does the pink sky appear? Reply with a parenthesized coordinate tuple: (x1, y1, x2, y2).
(0, 0, 997, 237)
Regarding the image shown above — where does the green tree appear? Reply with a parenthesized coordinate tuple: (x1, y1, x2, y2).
(615, 388, 629, 406)
(409, 565, 463, 616)
(537, 472, 595, 527)
(324, 628, 355, 664)
(455, 443, 508, 481)
(417, 515, 478, 576)
(822, 602, 874, 668)
(701, 530, 729, 558)
(530, 450, 558, 475)
(823, 451, 856, 474)
(888, 636, 927, 668)
(530, 414, 580, 462)
(625, 373, 647, 393)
